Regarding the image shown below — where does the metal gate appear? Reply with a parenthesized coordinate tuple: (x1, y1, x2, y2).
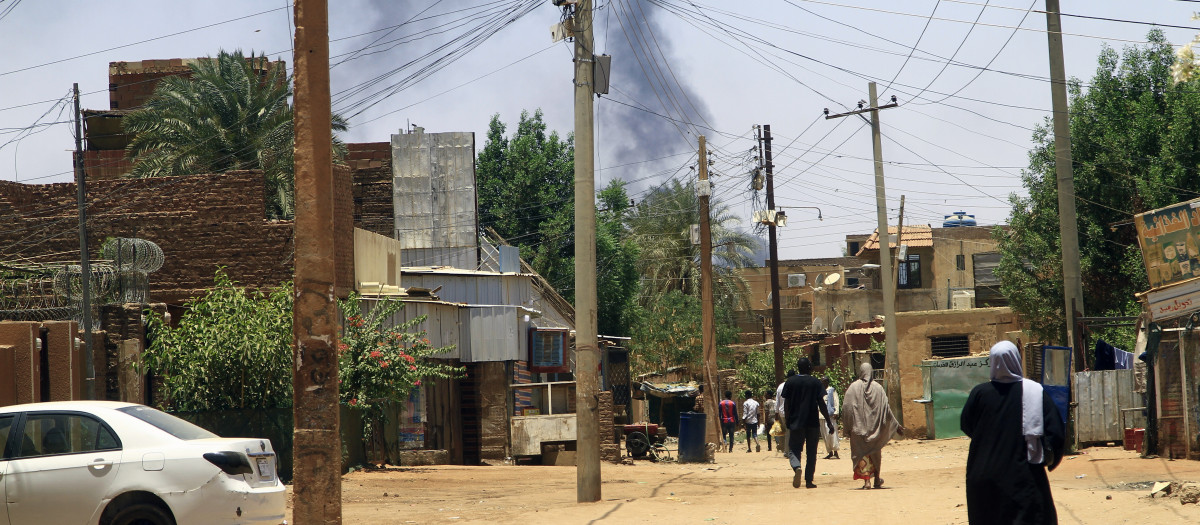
(1074, 369, 1146, 444)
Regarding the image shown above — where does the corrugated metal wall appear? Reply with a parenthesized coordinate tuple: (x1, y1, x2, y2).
(400, 272, 531, 307)
(392, 129, 477, 269)
(1074, 369, 1145, 443)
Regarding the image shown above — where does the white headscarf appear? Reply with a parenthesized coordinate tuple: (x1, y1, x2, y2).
(989, 340, 1044, 464)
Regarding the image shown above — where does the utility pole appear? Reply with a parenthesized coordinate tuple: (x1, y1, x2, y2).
(291, 1, 341, 523)
(892, 195, 905, 290)
(698, 135, 721, 446)
(825, 82, 901, 426)
(1045, 0, 1084, 353)
(571, 0, 601, 503)
(72, 83, 95, 401)
(763, 125, 784, 385)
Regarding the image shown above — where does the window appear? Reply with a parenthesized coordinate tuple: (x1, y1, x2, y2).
(847, 241, 860, 255)
(530, 329, 569, 373)
(930, 336, 970, 358)
(956, 254, 966, 271)
(15, 413, 120, 458)
(117, 406, 217, 440)
(0, 415, 13, 458)
(898, 254, 922, 289)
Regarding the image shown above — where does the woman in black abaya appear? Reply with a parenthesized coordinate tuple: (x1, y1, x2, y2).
(961, 341, 1065, 525)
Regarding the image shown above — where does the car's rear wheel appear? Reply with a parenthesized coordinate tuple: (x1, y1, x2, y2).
(108, 503, 175, 525)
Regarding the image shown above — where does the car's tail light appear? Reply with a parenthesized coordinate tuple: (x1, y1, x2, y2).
(203, 451, 254, 475)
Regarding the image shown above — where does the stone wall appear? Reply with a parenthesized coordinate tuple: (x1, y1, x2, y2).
(598, 390, 621, 463)
(0, 169, 354, 307)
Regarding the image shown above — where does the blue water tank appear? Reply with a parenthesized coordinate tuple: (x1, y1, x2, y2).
(943, 211, 976, 227)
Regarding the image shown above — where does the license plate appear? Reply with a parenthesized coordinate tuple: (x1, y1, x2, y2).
(256, 456, 275, 480)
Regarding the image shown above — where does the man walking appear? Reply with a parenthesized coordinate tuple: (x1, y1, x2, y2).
(820, 376, 840, 459)
(775, 369, 795, 456)
(780, 358, 835, 489)
(742, 390, 761, 453)
(762, 391, 776, 452)
(719, 390, 738, 453)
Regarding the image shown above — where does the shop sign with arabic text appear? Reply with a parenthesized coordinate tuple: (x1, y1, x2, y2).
(1135, 198, 1200, 290)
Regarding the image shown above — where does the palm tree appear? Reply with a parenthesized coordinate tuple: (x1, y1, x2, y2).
(627, 179, 758, 310)
(123, 49, 347, 219)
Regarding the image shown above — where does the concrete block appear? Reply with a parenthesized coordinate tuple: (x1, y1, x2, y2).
(397, 449, 450, 466)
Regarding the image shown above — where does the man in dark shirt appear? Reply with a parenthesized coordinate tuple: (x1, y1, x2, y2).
(780, 357, 834, 489)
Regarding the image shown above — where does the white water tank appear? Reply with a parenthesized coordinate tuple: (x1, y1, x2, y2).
(952, 290, 976, 310)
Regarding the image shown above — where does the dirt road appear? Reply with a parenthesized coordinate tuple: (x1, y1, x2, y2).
(288, 438, 1200, 524)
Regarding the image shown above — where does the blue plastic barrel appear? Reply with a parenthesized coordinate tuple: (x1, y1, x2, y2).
(678, 411, 707, 463)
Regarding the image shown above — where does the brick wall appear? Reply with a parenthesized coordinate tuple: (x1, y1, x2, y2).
(348, 142, 394, 238)
(0, 169, 354, 307)
(598, 390, 621, 463)
(82, 150, 134, 181)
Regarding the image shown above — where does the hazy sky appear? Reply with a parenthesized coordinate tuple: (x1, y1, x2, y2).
(3, 1, 1198, 261)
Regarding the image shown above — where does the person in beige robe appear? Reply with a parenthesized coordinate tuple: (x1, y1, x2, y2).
(841, 363, 904, 489)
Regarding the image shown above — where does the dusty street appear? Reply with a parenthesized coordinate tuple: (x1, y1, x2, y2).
(288, 438, 1200, 524)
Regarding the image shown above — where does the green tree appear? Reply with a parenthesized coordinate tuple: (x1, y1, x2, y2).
(143, 269, 293, 411)
(596, 179, 640, 336)
(998, 30, 1200, 347)
(627, 178, 758, 310)
(123, 49, 347, 219)
(628, 290, 740, 375)
(476, 110, 575, 298)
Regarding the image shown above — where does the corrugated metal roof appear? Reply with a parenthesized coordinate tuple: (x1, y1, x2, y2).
(857, 225, 934, 255)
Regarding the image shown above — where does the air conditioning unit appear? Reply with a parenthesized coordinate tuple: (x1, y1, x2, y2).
(787, 274, 806, 288)
(952, 290, 976, 310)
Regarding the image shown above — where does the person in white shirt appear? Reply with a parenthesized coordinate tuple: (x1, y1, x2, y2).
(774, 369, 796, 455)
(762, 392, 777, 451)
(820, 376, 841, 459)
(742, 390, 761, 452)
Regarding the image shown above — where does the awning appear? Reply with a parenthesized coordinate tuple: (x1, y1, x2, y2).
(638, 381, 700, 398)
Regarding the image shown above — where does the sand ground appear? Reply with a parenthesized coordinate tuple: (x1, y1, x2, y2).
(287, 437, 1200, 524)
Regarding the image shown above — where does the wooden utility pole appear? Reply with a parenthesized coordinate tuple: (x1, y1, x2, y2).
(763, 125, 784, 385)
(572, 0, 601, 503)
(825, 83, 902, 426)
(698, 135, 721, 445)
(1045, 0, 1085, 352)
(291, 1, 341, 523)
(72, 83, 95, 400)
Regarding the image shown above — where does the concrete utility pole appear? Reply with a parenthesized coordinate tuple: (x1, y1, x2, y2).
(762, 125, 785, 385)
(892, 195, 906, 290)
(72, 83, 95, 401)
(825, 82, 901, 426)
(572, 0, 602, 504)
(1045, 0, 1085, 353)
(291, 1, 341, 523)
(698, 135, 721, 445)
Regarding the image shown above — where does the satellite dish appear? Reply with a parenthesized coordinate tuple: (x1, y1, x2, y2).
(831, 314, 845, 333)
(814, 274, 825, 287)
(812, 316, 825, 333)
(824, 273, 841, 286)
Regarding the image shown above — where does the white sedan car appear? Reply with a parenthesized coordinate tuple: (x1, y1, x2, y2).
(0, 401, 286, 525)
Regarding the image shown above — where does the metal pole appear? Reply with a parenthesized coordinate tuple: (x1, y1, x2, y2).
(698, 135, 721, 446)
(572, 0, 601, 503)
(764, 125, 784, 385)
(72, 83, 95, 401)
(1045, 0, 1085, 350)
(868, 82, 903, 427)
(291, 0, 341, 522)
